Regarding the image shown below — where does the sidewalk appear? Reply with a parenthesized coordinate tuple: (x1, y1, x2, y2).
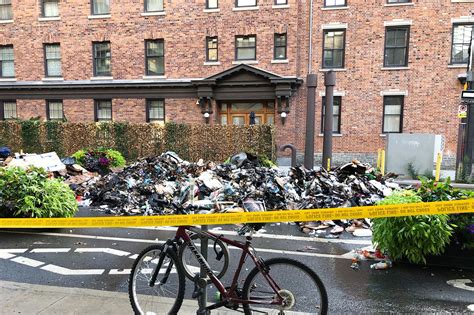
(0, 280, 233, 315)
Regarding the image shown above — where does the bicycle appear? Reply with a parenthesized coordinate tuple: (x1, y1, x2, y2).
(128, 224, 328, 314)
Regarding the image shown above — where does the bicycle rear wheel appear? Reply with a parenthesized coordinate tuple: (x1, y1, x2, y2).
(129, 245, 185, 315)
(242, 258, 328, 315)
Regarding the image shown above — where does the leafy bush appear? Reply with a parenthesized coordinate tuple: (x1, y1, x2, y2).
(417, 177, 474, 202)
(0, 167, 77, 218)
(372, 190, 453, 264)
(72, 148, 126, 174)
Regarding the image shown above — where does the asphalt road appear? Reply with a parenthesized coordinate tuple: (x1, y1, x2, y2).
(1, 219, 473, 314)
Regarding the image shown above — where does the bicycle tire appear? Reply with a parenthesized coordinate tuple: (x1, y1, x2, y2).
(129, 244, 185, 315)
(178, 233, 230, 281)
(242, 257, 328, 315)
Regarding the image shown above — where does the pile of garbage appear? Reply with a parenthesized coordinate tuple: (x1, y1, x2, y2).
(84, 152, 399, 222)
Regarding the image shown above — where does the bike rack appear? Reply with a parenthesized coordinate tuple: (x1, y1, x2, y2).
(197, 225, 208, 315)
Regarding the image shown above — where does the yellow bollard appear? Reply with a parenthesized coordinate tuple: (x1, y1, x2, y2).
(381, 150, 385, 176)
(376, 149, 381, 169)
(435, 152, 442, 182)
(327, 158, 331, 171)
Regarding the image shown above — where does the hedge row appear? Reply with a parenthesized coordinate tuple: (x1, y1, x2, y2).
(0, 120, 275, 162)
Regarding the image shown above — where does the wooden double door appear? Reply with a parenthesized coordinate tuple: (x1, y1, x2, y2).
(218, 101, 275, 126)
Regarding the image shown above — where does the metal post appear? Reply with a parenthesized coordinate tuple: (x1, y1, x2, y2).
(322, 71, 336, 169)
(198, 225, 208, 314)
(304, 74, 318, 169)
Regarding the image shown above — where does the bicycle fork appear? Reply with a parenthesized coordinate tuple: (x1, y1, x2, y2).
(149, 242, 173, 287)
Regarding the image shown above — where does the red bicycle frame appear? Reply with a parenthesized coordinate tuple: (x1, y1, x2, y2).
(176, 225, 285, 308)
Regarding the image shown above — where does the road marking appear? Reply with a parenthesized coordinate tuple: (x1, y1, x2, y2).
(134, 226, 372, 245)
(30, 248, 71, 253)
(0, 249, 28, 253)
(109, 269, 132, 275)
(447, 279, 474, 292)
(41, 264, 105, 275)
(468, 304, 474, 311)
(11, 256, 44, 267)
(0, 253, 16, 259)
(75, 248, 131, 256)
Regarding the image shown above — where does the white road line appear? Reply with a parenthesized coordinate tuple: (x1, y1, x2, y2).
(133, 226, 372, 245)
(30, 248, 71, 253)
(447, 279, 474, 292)
(41, 264, 105, 275)
(11, 256, 44, 267)
(128, 254, 138, 260)
(0, 230, 160, 244)
(109, 269, 132, 275)
(0, 249, 28, 253)
(0, 253, 16, 259)
(75, 248, 131, 256)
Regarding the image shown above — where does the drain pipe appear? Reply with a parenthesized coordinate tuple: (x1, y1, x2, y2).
(308, 0, 314, 74)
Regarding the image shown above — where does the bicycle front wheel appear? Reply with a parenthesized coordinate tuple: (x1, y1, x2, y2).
(129, 245, 185, 315)
(242, 258, 328, 315)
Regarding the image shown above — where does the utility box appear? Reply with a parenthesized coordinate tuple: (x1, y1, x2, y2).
(386, 134, 444, 177)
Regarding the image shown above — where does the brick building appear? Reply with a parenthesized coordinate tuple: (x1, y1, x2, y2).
(0, 0, 472, 168)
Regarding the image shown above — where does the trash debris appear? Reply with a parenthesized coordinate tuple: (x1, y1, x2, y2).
(81, 154, 398, 230)
(370, 260, 393, 270)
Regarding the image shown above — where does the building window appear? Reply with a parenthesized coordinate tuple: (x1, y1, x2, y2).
(146, 99, 165, 123)
(321, 96, 341, 133)
(275, 0, 288, 4)
(206, 0, 218, 9)
(46, 100, 63, 120)
(42, 0, 59, 17)
(0, 45, 14, 78)
(235, 35, 256, 61)
(93, 42, 111, 76)
(387, 0, 410, 2)
(91, 0, 109, 15)
(384, 26, 409, 67)
(95, 100, 112, 121)
(0, 0, 12, 20)
(323, 30, 345, 69)
(219, 102, 274, 126)
(1, 101, 17, 120)
(206, 37, 218, 62)
(324, 0, 346, 7)
(383, 96, 403, 133)
(145, 39, 164, 75)
(44, 44, 61, 77)
(274, 33, 287, 60)
(145, 0, 163, 12)
(451, 24, 474, 64)
(236, 0, 257, 7)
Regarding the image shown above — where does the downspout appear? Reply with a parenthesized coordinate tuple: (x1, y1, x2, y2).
(308, 0, 314, 74)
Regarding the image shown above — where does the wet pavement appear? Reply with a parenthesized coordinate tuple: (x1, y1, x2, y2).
(1, 217, 473, 314)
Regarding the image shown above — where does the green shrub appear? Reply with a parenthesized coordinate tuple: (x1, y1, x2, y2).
(372, 190, 453, 264)
(0, 167, 77, 218)
(72, 148, 126, 174)
(416, 177, 473, 202)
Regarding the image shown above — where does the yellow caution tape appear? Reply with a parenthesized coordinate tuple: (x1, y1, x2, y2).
(0, 199, 472, 229)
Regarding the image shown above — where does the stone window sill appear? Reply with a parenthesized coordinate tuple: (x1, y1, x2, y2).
(322, 23, 348, 30)
(88, 14, 111, 19)
(141, 11, 166, 16)
(384, 19, 412, 26)
(321, 6, 349, 10)
(42, 77, 64, 81)
(38, 16, 60, 21)
(0, 78, 16, 81)
(448, 64, 467, 68)
(381, 66, 410, 70)
(0, 19, 13, 24)
(203, 8, 220, 12)
(380, 134, 387, 137)
(319, 68, 347, 72)
(90, 76, 113, 80)
(232, 60, 258, 65)
(318, 133, 343, 137)
(233, 6, 259, 11)
(272, 4, 290, 9)
(204, 61, 221, 66)
(384, 2, 414, 6)
(271, 59, 289, 64)
(143, 75, 166, 79)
